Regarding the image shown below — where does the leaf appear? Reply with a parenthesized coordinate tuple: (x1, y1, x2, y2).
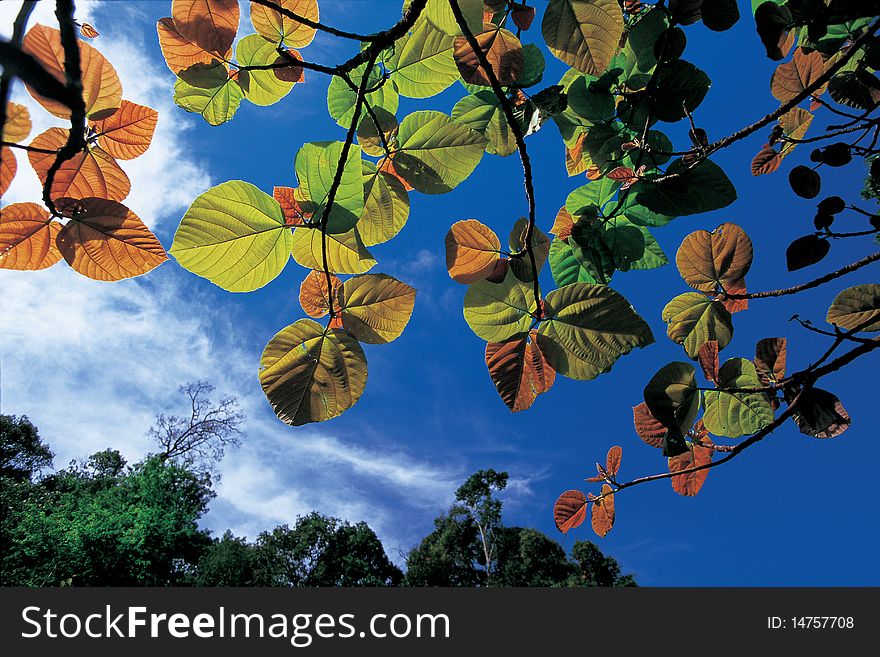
(357, 107, 398, 157)
(675, 222, 753, 293)
(249, 0, 318, 48)
(464, 269, 536, 342)
(647, 59, 712, 123)
(170, 180, 292, 292)
(338, 273, 416, 344)
(643, 362, 700, 456)
(0, 147, 15, 198)
(508, 217, 550, 282)
(786, 234, 829, 271)
(772, 48, 828, 103)
(0, 202, 63, 271)
(633, 159, 737, 217)
(171, 0, 239, 56)
(791, 388, 850, 439)
(445, 219, 501, 283)
(173, 62, 243, 126)
(451, 91, 517, 157)
(754, 1, 793, 60)
(703, 358, 774, 438)
(605, 445, 622, 476)
(157, 16, 226, 75)
(536, 282, 654, 380)
(89, 100, 158, 160)
(28, 127, 131, 202)
(454, 23, 524, 87)
(554, 490, 588, 533)
(779, 107, 813, 159)
(3, 102, 31, 143)
(359, 161, 410, 247)
(550, 207, 574, 240)
(421, 0, 483, 36)
(751, 146, 781, 175)
(388, 17, 459, 99)
(274, 186, 308, 225)
(754, 337, 786, 384)
(591, 484, 615, 537)
(485, 330, 556, 412)
(55, 198, 167, 281)
(295, 141, 364, 234)
(259, 319, 367, 426)
(299, 270, 341, 318)
(22, 24, 122, 119)
(548, 237, 597, 286)
(327, 62, 398, 128)
(80, 22, 99, 39)
(290, 227, 376, 274)
(668, 443, 712, 496)
(826, 284, 880, 331)
(697, 340, 719, 384)
(392, 111, 487, 194)
(788, 165, 820, 198)
(542, 0, 624, 75)
(235, 34, 299, 106)
(700, 0, 740, 31)
(662, 293, 733, 359)
(632, 402, 666, 449)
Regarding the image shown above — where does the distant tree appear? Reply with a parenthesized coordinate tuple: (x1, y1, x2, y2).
(147, 381, 245, 475)
(567, 540, 637, 588)
(492, 527, 574, 587)
(403, 507, 482, 587)
(193, 530, 264, 587)
(0, 415, 53, 482)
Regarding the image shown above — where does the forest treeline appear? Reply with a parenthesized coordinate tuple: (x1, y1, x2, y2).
(0, 393, 635, 587)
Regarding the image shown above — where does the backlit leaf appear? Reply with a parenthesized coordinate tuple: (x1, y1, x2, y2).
(295, 141, 364, 234)
(422, 0, 483, 36)
(754, 337, 786, 384)
(826, 284, 880, 331)
(259, 319, 367, 426)
(55, 198, 167, 281)
(359, 161, 410, 247)
(327, 62, 398, 128)
(632, 402, 666, 449)
(451, 91, 517, 157)
(779, 107, 813, 159)
(236, 34, 298, 106)
(171, 0, 239, 56)
(299, 270, 341, 318)
(771, 47, 827, 102)
(537, 282, 654, 380)
(290, 227, 376, 274)
(339, 273, 416, 344)
(274, 186, 308, 225)
(791, 387, 850, 439)
(0, 202, 63, 271)
(751, 146, 781, 175)
(643, 361, 700, 456)
(454, 23, 524, 87)
(173, 61, 243, 125)
(676, 222, 753, 293)
(633, 159, 736, 217)
(3, 102, 31, 143)
(357, 107, 398, 157)
(388, 17, 459, 99)
(591, 484, 615, 537)
(542, 0, 624, 75)
(157, 16, 226, 75)
(485, 330, 555, 412)
(697, 340, 719, 383)
(29, 127, 131, 202)
(22, 24, 122, 119)
(668, 443, 712, 496)
(170, 180, 291, 292)
(393, 111, 487, 194)
(90, 100, 158, 160)
(445, 219, 501, 283)
(548, 237, 597, 286)
(508, 217, 550, 283)
(550, 207, 574, 239)
(662, 292, 733, 359)
(464, 269, 536, 342)
(249, 0, 318, 48)
(0, 147, 15, 198)
(554, 489, 587, 533)
(605, 445, 622, 476)
(703, 358, 774, 438)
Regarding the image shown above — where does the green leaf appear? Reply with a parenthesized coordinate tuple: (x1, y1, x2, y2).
(633, 159, 737, 217)
(340, 273, 417, 344)
(170, 180, 290, 292)
(327, 62, 398, 127)
(387, 17, 459, 99)
(508, 217, 551, 282)
(290, 227, 376, 274)
(647, 59, 712, 123)
(566, 178, 621, 217)
(422, 0, 483, 36)
(622, 7, 667, 82)
(451, 91, 517, 157)
(569, 220, 615, 284)
(542, 0, 625, 75)
(604, 215, 668, 271)
(826, 283, 880, 331)
(235, 34, 297, 106)
(358, 161, 409, 247)
(517, 44, 546, 88)
(703, 358, 774, 438)
(548, 238, 598, 286)
(584, 123, 630, 172)
(392, 111, 487, 194)
(174, 62, 243, 126)
(643, 361, 700, 456)
(463, 269, 537, 342)
(536, 282, 654, 380)
(662, 292, 733, 359)
(259, 319, 367, 426)
(618, 193, 675, 226)
(295, 142, 364, 234)
(566, 74, 615, 123)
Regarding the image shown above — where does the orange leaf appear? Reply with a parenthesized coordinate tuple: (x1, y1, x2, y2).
(272, 51, 305, 83)
(378, 156, 413, 191)
(632, 402, 665, 448)
(55, 198, 167, 281)
(249, 0, 318, 49)
(445, 219, 501, 284)
(668, 443, 712, 496)
(697, 340, 719, 384)
(1, 146, 16, 198)
(485, 329, 556, 412)
(754, 337, 787, 384)
(3, 101, 32, 143)
(511, 5, 536, 31)
(771, 47, 827, 103)
(550, 206, 574, 240)
(80, 22, 100, 39)
(591, 484, 615, 537)
(273, 186, 308, 225)
(676, 222, 753, 294)
(453, 23, 524, 87)
(751, 146, 781, 175)
(565, 133, 587, 176)
(157, 16, 226, 74)
(0, 202, 63, 271)
(553, 490, 587, 533)
(22, 24, 121, 119)
(29, 128, 130, 202)
(90, 100, 158, 160)
(171, 0, 239, 57)
(605, 445, 622, 477)
(299, 270, 342, 318)
(720, 277, 748, 313)
(585, 164, 602, 180)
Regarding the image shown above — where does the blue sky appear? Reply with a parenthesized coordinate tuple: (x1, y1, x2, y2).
(2, 0, 878, 585)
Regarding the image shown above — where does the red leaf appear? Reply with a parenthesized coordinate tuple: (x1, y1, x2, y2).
(591, 484, 615, 537)
(754, 337, 787, 384)
(633, 402, 665, 448)
(720, 277, 748, 313)
(511, 6, 536, 31)
(554, 490, 587, 533)
(697, 340, 719, 384)
(605, 445, 622, 477)
(668, 444, 713, 496)
(751, 146, 781, 175)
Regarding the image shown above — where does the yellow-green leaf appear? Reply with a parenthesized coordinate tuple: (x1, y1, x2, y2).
(662, 292, 733, 359)
(464, 268, 537, 342)
(290, 227, 376, 274)
(339, 273, 417, 344)
(542, 0, 624, 75)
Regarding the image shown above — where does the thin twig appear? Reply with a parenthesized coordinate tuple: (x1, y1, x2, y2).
(0, 1, 37, 141)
